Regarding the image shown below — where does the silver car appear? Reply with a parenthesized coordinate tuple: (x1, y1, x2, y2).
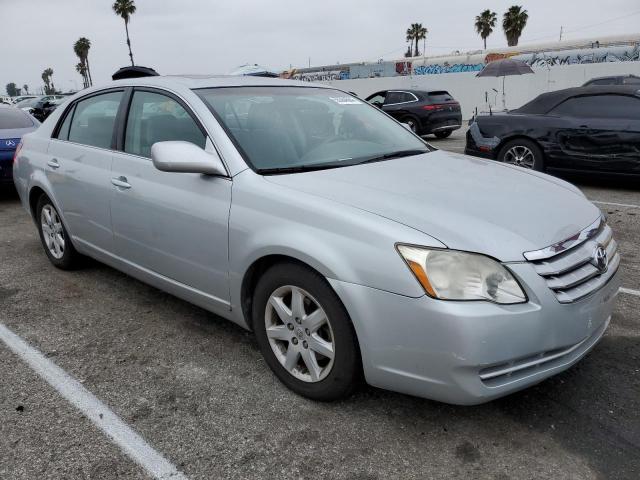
(13, 76, 621, 405)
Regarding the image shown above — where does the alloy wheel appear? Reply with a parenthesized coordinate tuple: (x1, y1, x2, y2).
(265, 285, 335, 383)
(503, 145, 535, 169)
(41, 204, 65, 259)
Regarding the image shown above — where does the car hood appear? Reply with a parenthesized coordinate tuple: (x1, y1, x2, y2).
(264, 150, 601, 262)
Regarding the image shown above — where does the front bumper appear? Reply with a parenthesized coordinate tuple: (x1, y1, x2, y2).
(329, 262, 621, 405)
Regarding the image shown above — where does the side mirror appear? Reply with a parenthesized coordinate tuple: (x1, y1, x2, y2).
(151, 141, 227, 176)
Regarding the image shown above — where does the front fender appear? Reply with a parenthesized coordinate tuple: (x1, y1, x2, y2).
(227, 172, 443, 326)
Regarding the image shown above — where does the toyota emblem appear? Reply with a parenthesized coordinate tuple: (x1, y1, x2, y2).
(592, 245, 608, 273)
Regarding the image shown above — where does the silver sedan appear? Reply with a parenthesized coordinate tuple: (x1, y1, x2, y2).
(13, 76, 620, 404)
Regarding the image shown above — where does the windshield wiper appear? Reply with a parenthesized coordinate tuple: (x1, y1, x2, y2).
(258, 162, 350, 175)
(356, 149, 429, 165)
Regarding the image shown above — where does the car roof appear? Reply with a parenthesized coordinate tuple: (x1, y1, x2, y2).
(512, 85, 640, 114)
(107, 75, 330, 90)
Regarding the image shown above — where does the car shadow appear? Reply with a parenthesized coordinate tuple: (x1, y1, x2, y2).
(0, 185, 18, 202)
(556, 172, 640, 191)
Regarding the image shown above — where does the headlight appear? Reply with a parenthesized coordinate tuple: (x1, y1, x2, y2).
(396, 245, 526, 304)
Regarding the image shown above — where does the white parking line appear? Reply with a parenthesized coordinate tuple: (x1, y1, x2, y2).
(591, 200, 640, 209)
(620, 287, 640, 297)
(0, 322, 188, 480)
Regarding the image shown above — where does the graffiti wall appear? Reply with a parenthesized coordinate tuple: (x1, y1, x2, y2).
(513, 44, 640, 68)
(413, 63, 483, 75)
(290, 42, 640, 80)
(292, 70, 349, 82)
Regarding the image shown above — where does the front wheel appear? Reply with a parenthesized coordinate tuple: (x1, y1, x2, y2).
(498, 138, 544, 171)
(252, 262, 361, 401)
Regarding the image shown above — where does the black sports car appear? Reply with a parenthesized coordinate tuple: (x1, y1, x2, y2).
(365, 89, 462, 138)
(465, 85, 640, 176)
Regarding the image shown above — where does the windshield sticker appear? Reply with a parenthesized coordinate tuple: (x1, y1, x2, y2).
(329, 96, 362, 105)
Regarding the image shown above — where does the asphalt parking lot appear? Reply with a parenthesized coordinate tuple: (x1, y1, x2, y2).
(1, 131, 639, 479)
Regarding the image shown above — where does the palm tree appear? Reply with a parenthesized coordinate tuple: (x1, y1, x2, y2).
(414, 24, 427, 57)
(502, 5, 528, 47)
(41, 68, 55, 94)
(112, 0, 137, 66)
(76, 63, 88, 89)
(23, 84, 29, 94)
(74, 37, 93, 88)
(475, 10, 497, 50)
(406, 23, 428, 57)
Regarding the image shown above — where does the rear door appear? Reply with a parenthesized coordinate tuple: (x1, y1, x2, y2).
(47, 89, 124, 252)
(548, 94, 640, 173)
(110, 88, 232, 308)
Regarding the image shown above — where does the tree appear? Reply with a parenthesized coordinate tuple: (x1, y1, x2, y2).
(74, 37, 93, 88)
(6, 83, 18, 96)
(42, 68, 55, 94)
(406, 23, 428, 57)
(76, 63, 88, 89)
(475, 9, 497, 50)
(502, 5, 528, 47)
(23, 84, 29, 94)
(112, 0, 137, 66)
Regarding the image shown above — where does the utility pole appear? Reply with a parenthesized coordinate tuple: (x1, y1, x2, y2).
(559, 26, 563, 42)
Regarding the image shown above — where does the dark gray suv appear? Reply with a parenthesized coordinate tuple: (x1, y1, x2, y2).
(365, 89, 462, 138)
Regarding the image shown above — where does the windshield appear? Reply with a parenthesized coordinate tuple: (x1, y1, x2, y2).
(196, 86, 430, 173)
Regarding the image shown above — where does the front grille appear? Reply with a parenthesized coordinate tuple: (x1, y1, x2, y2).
(526, 219, 620, 303)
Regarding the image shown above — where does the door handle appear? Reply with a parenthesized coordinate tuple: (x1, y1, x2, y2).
(578, 125, 589, 129)
(47, 158, 60, 169)
(111, 176, 131, 189)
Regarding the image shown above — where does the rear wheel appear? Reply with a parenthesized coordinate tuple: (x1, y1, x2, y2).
(434, 130, 453, 139)
(498, 138, 544, 171)
(252, 262, 361, 401)
(36, 195, 81, 269)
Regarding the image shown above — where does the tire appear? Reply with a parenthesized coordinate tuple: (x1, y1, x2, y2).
(252, 262, 361, 401)
(434, 130, 452, 139)
(400, 116, 419, 134)
(36, 195, 81, 270)
(497, 138, 544, 171)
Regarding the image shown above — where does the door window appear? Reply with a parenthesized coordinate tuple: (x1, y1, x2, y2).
(366, 92, 386, 106)
(385, 91, 414, 104)
(67, 91, 123, 148)
(551, 94, 640, 120)
(124, 90, 206, 158)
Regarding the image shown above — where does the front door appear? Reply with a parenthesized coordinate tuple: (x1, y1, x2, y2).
(110, 89, 232, 307)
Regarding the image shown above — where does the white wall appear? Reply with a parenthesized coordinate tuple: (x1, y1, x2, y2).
(322, 61, 640, 119)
